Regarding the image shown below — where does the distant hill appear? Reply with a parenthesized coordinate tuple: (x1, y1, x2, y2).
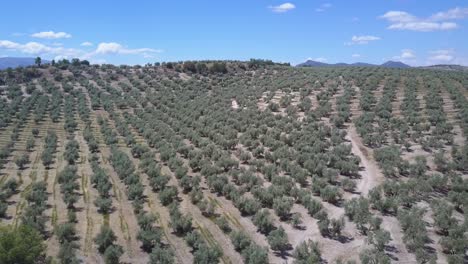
(297, 60, 330, 67)
(297, 60, 410, 68)
(419, 64, 468, 72)
(380, 61, 411, 68)
(0, 57, 49, 69)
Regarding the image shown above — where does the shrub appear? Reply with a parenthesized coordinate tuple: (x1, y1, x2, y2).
(159, 186, 178, 206)
(253, 209, 274, 234)
(104, 245, 123, 264)
(26, 138, 35, 151)
(215, 216, 231, 233)
(267, 226, 289, 254)
(193, 245, 222, 264)
(94, 225, 118, 253)
(64, 140, 80, 164)
(344, 197, 371, 233)
(0, 225, 46, 264)
(95, 197, 113, 214)
(149, 245, 175, 264)
(55, 223, 76, 243)
(291, 213, 302, 229)
(273, 197, 293, 220)
(359, 248, 390, 264)
(57, 240, 79, 264)
(368, 229, 391, 252)
(137, 228, 161, 252)
(292, 239, 321, 264)
(14, 153, 29, 170)
(230, 231, 251, 252)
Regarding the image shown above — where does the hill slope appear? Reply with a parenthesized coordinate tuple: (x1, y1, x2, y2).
(0, 62, 466, 264)
(297, 60, 410, 68)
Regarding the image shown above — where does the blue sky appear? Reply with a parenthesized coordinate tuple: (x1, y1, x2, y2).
(1, 0, 467, 66)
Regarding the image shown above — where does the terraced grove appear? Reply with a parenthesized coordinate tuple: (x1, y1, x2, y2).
(0, 61, 467, 264)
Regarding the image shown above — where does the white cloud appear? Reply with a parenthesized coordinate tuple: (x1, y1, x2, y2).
(269, 3, 295, 13)
(392, 49, 417, 64)
(0, 41, 52, 54)
(400, 49, 416, 59)
(21, 42, 52, 54)
(31, 31, 72, 39)
(380, 11, 415, 23)
(380, 8, 467, 32)
(81, 42, 93, 47)
(306, 57, 327, 63)
(388, 22, 457, 31)
(346, 35, 381, 45)
(95, 42, 161, 55)
(430, 7, 468, 21)
(428, 49, 455, 63)
(0, 40, 83, 58)
(352, 54, 361, 58)
(0, 40, 20, 49)
(0, 39, 162, 62)
(316, 3, 332, 12)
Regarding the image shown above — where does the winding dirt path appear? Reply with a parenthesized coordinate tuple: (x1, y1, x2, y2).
(346, 124, 383, 196)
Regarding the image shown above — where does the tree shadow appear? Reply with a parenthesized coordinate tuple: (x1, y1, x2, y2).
(273, 243, 293, 259)
(336, 235, 354, 244)
(293, 225, 307, 231)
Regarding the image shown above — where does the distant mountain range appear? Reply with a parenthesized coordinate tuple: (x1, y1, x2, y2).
(0, 57, 49, 70)
(419, 64, 468, 72)
(297, 60, 411, 68)
(1, 57, 466, 72)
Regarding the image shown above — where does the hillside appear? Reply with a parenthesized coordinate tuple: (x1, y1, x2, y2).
(0, 61, 467, 264)
(420, 64, 468, 72)
(297, 60, 410, 68)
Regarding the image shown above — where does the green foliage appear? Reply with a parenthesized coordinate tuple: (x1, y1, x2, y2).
(137, 228, 162, 252)
(344, 197, 371, 234)
(273, 197, 293, 220)
(95, 225, 118, 253)
(253, 209, 274, 234)
(359, 248, 390, 264)
(64, 140, 80, 164)
(41, 131, 58, 169)
(0, 225, 46, 264)
(241, 244, 269, 264)
(397, 207, 433, 262)
(215, 216, 231, 233)
(25, 137, 35, 151)
(230, 231, 251, 252)
(267, 226, 289, 254)
(104, 244, 123, 264)
(235, 196, 261, 216)
(14, 153, 29, 170)
(159, 186, 178, 206)
(368, 229, 391, 252)
(55, 223, 76, 243)
(193, 245, 222, 264)
(149, 245, 175, 264)
(57, 165, 80, 208)
(57, 240, 79, 264)
(292, 239, 321, 264)
(169, 203, 192, 235)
